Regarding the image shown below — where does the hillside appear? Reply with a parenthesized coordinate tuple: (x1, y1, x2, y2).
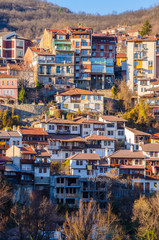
(0, 0, 159, 39)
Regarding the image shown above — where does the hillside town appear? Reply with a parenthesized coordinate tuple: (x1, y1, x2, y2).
(1, 18, 159, 239)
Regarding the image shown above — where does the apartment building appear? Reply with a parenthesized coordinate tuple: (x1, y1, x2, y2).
(0, 74, 18, 104)
(24, 47, 55, 86)
(91, 34, 117, 89)
(126, 37, 156, 98)
(0, 31, 31, 64)
(40, 28, 74, 88)
(55, 88, 104, 113)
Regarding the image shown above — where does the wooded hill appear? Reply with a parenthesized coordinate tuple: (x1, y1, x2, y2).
(0, 0, 159, 39)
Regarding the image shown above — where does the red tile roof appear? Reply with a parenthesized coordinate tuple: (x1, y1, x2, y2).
(68, 153, 100, 161)
(85, 134, 115, 141)
(19, 127, 48, 136)
(100, 115, 127, 122)
(141, 143, 159, 152)
(152, 133, 159, 139)
(30, 47, 54, 55)
(125, 127, 150, 136)
(41, 118, 80, 125)
(59, 88, 104, 96)
(127, 36, 156, 42)
(75, 118, 105, 124)
(116, 53, 126, 58)
(48, 135, 86, 142)
(20, 147, 36, 154)
(35, 149, 51, 157)
(0, 73, 17, 79)
(109, 150, 145, 159)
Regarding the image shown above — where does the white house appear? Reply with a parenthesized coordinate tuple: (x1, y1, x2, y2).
(125, 127, 150, 150)
(55, 88, 104, 113)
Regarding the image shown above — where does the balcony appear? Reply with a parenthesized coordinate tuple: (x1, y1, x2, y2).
(87, 144, 101, 148)
(57, 129, 71, 134)
(81, 45, 91, 49)
(55, 46, 74, 52)
(61, 145, 84, 150)
(71, 100, 81, 103)
(0, 145, 9, 150)
(56, 72, 74, 77)
(81, 52, 91, 57)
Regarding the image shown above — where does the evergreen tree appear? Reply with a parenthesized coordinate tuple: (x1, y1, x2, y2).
(140, 19, 151, 37)
(18, 87, 26, 103)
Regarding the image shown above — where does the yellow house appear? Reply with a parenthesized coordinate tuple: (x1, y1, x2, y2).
(151, 133, 159, 143)
(116, 53, 127, 67)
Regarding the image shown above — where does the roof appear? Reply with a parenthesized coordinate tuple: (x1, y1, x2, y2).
(146, 86, 159, 92)
(19, 127, 48, 136)
(152, 133, 159, 139)
(20, 147, 36, 154)
(120, 165, 145, 169)
(35, 149, 51, 157)
(59, 88, 104, 96)
(109, 150, 145, 159)
(30, 47, 54, 56)
(5, 164, 20, 172)
(125, 127, 150, 136)
(85, 134, 115, 141)
(116, 53, 127, 58)
(75, 118, 105, 124)
(100, 115, 127, 122)
(68, 153, 100, 161)
(0, 31, 13, 37)
(41, 118, 80, 125)
(0, 156, 12, 162)
(0, 130, 21, 137)
(0, 73, 17, 79)
(141, 143, 159, 152)
(48, 135, 86, 142)
(48, 29, 68, 35)
(127, 36, 156, 42)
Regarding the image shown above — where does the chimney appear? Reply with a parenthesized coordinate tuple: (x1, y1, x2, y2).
(130, 145, 134, 152)
(5, 127, 8, 132)
(93, 150, 96, 154)
(45, 114, 48, 122)
(13, 125, 16, 131)
(87, 115, 90, 120)
(97, 130, 99, 136)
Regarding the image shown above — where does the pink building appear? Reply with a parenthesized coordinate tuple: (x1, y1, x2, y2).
(0, 74, 18, 104)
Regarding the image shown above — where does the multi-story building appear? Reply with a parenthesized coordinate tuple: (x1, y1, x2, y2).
(40, 28, 74, 88)
(18, 127, 48, 148)
(24, 47, 55, 86)
(0, 74, 18, 104)
(126, 37, 156, 99)
(69, 25, 93, 89)
(0, 31, 31, 64)
(91, 34, 117, 89)
(0, 127, 22, 156)
(56, 88, 104, 113)
(125, 127, 150, 150)
(99, 115, 126, 141)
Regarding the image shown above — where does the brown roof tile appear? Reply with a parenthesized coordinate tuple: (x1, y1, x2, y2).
(141, 143, 159, 152)
(68, 153, 100, 161)
(48, 135, 86, 142)
(125, 127, 150, 136)
(19, 127, 48, 136)
(100, 115, 127, 122)
(20, 147, 36, 154)
(109, 150, 145, 159)
(85, 134, 115, 141)
(59, 88, 104, 96)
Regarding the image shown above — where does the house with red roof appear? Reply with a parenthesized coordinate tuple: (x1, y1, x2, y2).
(56, 87, 104, 113)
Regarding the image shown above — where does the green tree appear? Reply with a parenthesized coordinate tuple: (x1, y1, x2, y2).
(111, 85, 118, 99)
(18, 88, 26, 103)
(140, 19, 151, 37)
(2, 110, 8, 128)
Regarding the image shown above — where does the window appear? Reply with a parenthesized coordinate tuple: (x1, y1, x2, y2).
(100, 52, 104, 57)
(81, 57, 88, 62)
(148, 70, 152, 74)
(108, 131, 113, 136)
(74, 104, 79, 108)
(75, 73, 79, 78)
(12, 81, 14, 85)
(81, 42, 87, 46)
(76, 42, 80, 47)
(39, 168, 42, 173)
(81, 50, 88, 55)
(2, 81, 4, 85)
(76, 57, 79, 63)
(40, 66, 44, 74)
(72, 126, 78, 131)
(118, 131, 124, 136)
(92, 44, 96, 50)
(10, 90, 13, 95)
(59, 35, 64, 40)
(56, 66, 60, 73)
(148, 61, 153, 66)
(134, 61, 138, 66)
(44, 168, 47, 173)
(95, 104, 100, 110)
(76, 160, 79, 165)
(16, 40, 23, 47)
(92, 52, 96, 57)
(7, 81, 9, 85)
(109, 52, 113, 57)
(75, 65, 79, 71)
(76, 49, 80, 55)
(109, 45, 113, 50)
(81, 96, 85, 100)
(100, 45, 104, 50)
(47, 66, 51, 74)
(87, 95, 91, 100)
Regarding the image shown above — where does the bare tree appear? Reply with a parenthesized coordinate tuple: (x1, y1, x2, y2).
(62, 199, 124, 240)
